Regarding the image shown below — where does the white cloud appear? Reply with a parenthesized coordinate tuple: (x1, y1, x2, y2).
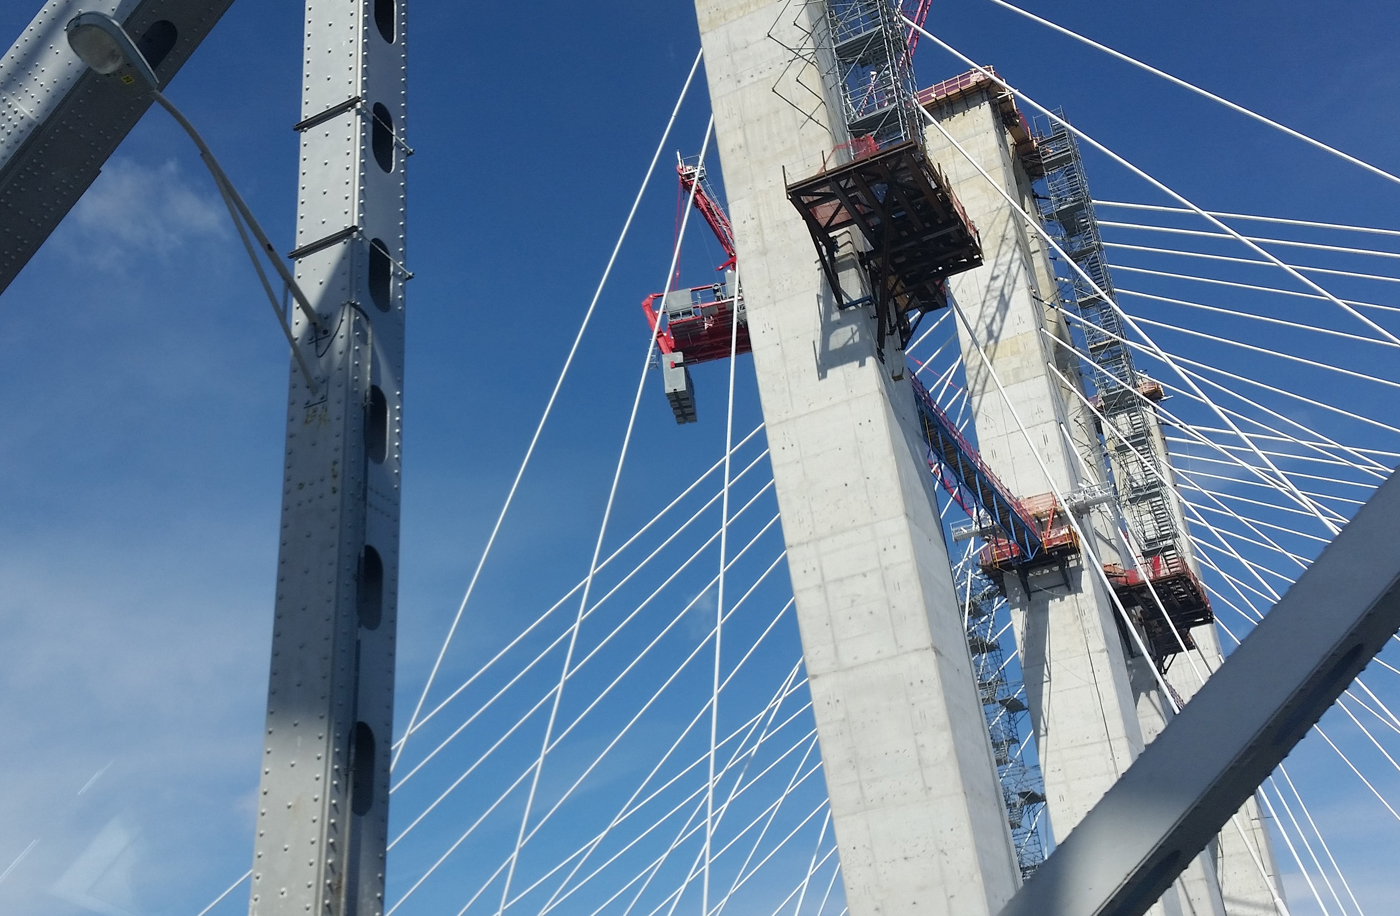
(61, 158, 229, 270)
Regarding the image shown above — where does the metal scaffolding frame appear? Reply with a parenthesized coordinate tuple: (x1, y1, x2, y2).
(1035, 112, 1212, 665)
(960, 567, 1049, 879)
(822, 0, 922, 148)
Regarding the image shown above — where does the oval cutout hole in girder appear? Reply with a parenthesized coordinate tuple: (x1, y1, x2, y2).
(137, 20, 177, 71)
(372, 103, 395, 173)
(369, 238, 392, 311)
(374, 0, 396, 43)
(351, 721, 376, 816)
(367, 385, 389, 465)
(358, 545, 384, 630)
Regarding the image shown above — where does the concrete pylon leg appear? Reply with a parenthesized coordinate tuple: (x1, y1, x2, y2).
(922, 89, 1186, 916)
(692, 3, 1021, 913)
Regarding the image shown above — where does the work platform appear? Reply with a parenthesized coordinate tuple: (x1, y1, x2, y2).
(1105, 555, 1215, 662)
(643, 281, 749, 366)
(786, 139, 982, 357)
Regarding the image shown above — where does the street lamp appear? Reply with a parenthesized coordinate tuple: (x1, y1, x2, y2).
(65, 11, 324, 390)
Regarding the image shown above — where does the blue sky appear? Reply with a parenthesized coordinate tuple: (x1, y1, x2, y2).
(1, 1, 1399, 915)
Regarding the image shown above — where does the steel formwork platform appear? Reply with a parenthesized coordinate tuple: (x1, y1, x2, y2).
(1105, 556, 1215, 660)
(786, 139, 982, 357)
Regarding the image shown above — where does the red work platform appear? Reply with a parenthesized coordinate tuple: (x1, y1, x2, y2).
(981, 492, 1080, 573)
(786, 139, 982, 360)
(642, 280, 750, 366)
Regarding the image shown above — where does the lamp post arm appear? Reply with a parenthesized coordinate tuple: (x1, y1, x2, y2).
(148, 91, 327, 337)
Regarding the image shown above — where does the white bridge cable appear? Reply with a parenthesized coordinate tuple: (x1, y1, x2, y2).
(389, 503, 784, 864)
(813, 852, 842, 916)
(1335, 696, 1400, 781)
(760, 820, 835, 916)
(521, 655, 806, 916)
(1147, 370, 1400, 482)
(1038, 318, 1351, 536)
(1139, 535, 1380, 913)
(1058, 302, 1379, 522)
(1127, 314, 1400, 391)
(1117, 288, 1400, 349)
(387, 565, 793, 872)
(391, 457, 778, 795)
(951, 300, 1289, 915)
(1277, 766, 1369, 916)
(1355, 679, 1400, 734)
(1043, 306, 1394, 494)
(393, 48, 706, 774)
(708, 261, 746, 916)
(1045, 333, 1346, 596)
(501, 670, 813, 916)
(706, 794, 831, 907)
(1176, 466, 1366, 510)
(1148, 367, 1393, 489)
(1194, 555, 1400, 828)
(708, 736, 823, 916)
(1053, 421, 1209, 683)
(1052, 338, 1366, 537)
(1183, 432, 1400, 464)
(1173, 473, 1346, 530)
(1048, 333, 1391, 909)
(519, 542, 793, 852)
(941, 284, 1190, 744)
(1100, 220, 1400, 264)
(439, 719, 817, 916)
(387, 585, 805, 915)
(1257, 785, 1336, 916)
(566, 730, 821, 916)
(1167, 449, 1388, 483)
(602, 750, 827, 916)
(1108, 264, 1400, 318)
(1096, 201, 1400, 241)
(973, 0, 1400, 190)
(1103, 241, 1400, 288)
(395, 421, 767, 758)
(494, 113, 718, 916)
(196, 487, 778, 916)
(389, 589, 796, 900)
(1184, 525, 1309, 585)
(1178, 492, 1331, 554)
(392, 488, 785, 850)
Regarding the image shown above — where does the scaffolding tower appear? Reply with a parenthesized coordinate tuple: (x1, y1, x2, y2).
(823, 0, 922, 148)
(960, 567, 1048, 879)
(1035, 114, 1213, 664)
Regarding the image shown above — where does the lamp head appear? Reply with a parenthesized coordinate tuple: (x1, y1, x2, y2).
(65, 11, 158, 89)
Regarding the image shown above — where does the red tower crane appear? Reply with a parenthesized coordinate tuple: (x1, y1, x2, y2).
(642, 159, 750, 424)
(901, 0, 933, 54)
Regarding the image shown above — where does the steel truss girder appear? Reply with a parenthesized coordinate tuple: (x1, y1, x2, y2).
(1001, 468, 1400, 916)
(0, 0, 236, 294)
(248, 1, 408, 914)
